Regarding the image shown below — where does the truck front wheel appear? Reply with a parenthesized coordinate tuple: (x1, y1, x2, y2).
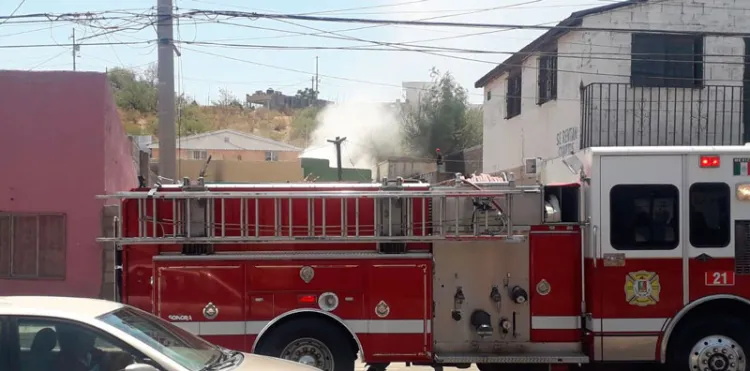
(255, 317, 356, 371)
(667, 317, 749, 371)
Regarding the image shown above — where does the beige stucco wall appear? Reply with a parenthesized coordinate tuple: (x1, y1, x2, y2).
(151, 148, 299, 162)
(172, 159, 303, 183)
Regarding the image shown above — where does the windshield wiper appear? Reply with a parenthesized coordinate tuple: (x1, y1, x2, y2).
(201, 348, 243, 370)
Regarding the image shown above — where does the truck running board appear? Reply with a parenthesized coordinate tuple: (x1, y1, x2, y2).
(434, 352, 589, 364)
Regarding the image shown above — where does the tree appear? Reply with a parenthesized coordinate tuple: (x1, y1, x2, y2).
(295, 87, 318, 107)
(458, 107, 483, 149)
(107, 67, 157, 113)
(213, 88, 243, 109)
(400, 68, 474, 156)
(290, 106, 321, 145)
(148, 94, 209, 137)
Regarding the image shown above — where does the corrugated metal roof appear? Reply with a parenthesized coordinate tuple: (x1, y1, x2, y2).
(474, 0, 647, 88)
(149, 129, 301, 152)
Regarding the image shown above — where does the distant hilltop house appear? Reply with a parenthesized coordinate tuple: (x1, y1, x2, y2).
(245, 88, 329, 111)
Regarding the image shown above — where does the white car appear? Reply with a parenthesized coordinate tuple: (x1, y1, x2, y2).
(0, 296, 320, 371)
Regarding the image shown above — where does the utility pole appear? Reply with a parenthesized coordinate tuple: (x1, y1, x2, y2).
(327, 136, 347, 181)
(315, 56, 319, 95)
(157, 0, 176, 180)
(70, 28, 79, 71)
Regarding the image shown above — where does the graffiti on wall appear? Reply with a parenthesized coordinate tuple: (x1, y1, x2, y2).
(556, 127, 579, 157)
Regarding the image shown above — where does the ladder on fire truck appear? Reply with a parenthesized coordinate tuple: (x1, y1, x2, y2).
(97, 174, 541, 246)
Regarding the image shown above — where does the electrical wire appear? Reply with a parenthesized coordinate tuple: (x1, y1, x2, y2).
(183, 45, 750, 103)
(179, 9, 750, 37)
(297, 0, 432, 16)
(0, 40, 153, 48)
(26, 49, 69, 71)
(176, 40, 750, 67)
(0, 0, 27, 26)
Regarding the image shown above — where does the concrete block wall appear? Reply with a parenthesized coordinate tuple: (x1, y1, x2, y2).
(99, 204, 119, 300)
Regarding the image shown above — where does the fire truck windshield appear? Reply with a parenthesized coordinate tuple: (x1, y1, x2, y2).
(98, 307, 223, 370)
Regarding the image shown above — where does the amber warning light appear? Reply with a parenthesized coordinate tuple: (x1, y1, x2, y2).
(700, 155, 720, 168)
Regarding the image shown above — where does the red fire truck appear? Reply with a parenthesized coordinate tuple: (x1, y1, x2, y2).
(99, 146, 750, 371)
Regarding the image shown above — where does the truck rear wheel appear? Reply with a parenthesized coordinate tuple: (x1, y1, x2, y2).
(667, 316, 749, 371)
(255, 317, 356, 371)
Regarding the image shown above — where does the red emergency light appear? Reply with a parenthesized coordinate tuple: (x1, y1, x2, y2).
(700, 155, 720, 168)
(298, 295, 317, 304)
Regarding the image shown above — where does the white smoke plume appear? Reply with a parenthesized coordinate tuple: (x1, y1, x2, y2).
(301, 101, 405, 172)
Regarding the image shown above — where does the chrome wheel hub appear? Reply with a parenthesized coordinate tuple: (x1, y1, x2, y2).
(690, 335, 746, 371)
(280, 338, 334, 371)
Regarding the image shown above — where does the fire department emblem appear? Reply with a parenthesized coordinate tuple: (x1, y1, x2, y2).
(536, 279, 551, 296)
(300, 266, 315, 283)
(203, 302, 219, 320)
(375, 300, 390, 318)
(624, 271, 661, 307)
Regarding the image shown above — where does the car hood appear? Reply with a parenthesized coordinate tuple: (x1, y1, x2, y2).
(235, 353, 321, 371)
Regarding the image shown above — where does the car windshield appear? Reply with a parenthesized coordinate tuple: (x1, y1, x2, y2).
(98, 306, 223, 370)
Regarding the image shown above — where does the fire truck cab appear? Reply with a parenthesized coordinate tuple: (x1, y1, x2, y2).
(98, 145, 750, 371)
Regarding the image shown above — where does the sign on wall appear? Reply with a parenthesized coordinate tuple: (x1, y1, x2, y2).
(556, 127, 579, 157)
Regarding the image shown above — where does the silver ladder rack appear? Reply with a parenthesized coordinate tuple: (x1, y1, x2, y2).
(97, 181, 541, 245)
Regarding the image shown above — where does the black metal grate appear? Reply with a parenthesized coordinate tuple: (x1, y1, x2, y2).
(734, 220, 750, 275)
(580, 83, 744, 149)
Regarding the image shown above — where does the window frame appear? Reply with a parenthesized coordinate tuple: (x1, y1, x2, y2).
(188, 150, 208, 160)
(609, 184, 680, 251)
(505, 70, 522, 119)
(689, 182, 731, 248)
(8, 315, 161, 370)
(537, 50, 558, 105)
(265, 151, 279, 162)
(0, 213, 67, 280)
(630, 33, 704, 89)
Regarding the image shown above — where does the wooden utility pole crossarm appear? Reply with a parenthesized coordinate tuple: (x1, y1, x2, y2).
(327, 136, 347, 181)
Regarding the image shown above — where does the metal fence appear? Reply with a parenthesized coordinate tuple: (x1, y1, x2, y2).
(580, 82, 744, 148)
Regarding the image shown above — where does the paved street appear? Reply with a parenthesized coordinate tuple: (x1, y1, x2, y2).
(356, 361, 478, 371)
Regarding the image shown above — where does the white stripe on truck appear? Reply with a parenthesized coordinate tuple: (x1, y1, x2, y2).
(171, 317, 668, 336)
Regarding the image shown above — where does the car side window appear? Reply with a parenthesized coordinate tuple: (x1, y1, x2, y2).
(14, 317, 154, 371)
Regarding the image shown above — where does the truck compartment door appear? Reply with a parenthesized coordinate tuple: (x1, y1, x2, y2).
(153, 257, 248, 351)
(597, 155, 684, 361)
(366, 259, 432, 363)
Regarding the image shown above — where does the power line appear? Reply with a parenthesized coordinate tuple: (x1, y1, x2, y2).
(297, 0, 432, 16)
(0, 0, 27, 26)
(176, 40, 750, 67)
(180, 9, 750, 37)
(181, 45, 750, 101)
(0, 40, 152, 48)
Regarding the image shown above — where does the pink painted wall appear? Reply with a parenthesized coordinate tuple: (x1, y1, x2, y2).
(0, 70, 137, 297)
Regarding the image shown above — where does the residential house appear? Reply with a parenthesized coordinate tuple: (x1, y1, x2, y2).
(475, 0, 750, 174)
(149, 129, 304, 182)
(0, 70, 138, 299)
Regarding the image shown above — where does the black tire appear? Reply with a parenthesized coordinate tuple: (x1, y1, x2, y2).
(255, 317, 356, 371)
(666, 316, 750, 371)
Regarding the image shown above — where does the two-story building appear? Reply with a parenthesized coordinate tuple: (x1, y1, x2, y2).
(476, 0, 750, 174)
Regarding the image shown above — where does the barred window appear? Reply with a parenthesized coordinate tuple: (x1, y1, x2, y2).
(538, 51, 557, 105)
(0, 213, 66, 279)
(505, 70, 522, 119)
